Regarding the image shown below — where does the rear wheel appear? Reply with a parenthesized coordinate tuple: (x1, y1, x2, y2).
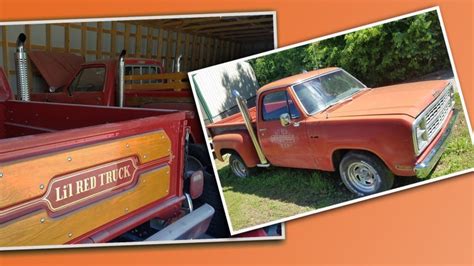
(186, 143, 230, 237)
(229, 153, 256, 178)
(339, 151, 394, 196)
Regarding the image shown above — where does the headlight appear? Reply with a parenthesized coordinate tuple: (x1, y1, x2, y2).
(413, 117, 429, 155)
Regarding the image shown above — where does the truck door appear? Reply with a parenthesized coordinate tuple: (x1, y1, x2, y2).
(257, 89, 313, 168)
(65, 66, 108, 105)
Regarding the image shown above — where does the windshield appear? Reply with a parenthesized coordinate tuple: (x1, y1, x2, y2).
(292, 70, 366, 115)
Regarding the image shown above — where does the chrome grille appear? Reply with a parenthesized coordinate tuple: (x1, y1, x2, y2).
(424, 84, 453, 141)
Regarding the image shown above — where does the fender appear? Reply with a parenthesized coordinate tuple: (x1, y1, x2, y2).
(212, 131, 260, 167)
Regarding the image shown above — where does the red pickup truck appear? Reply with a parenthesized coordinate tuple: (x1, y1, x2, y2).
(9, 33, 227, 236)
(0, 64, 213, 247)
(208, 67, 458, 196)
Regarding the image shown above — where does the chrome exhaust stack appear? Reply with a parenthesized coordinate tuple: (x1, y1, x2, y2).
(175, 54, 182, 72)
(15, 33, 30, 101)
(117, 49, 126, 107)
(232, 90, 269, 167)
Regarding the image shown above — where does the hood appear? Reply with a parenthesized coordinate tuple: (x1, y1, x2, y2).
(325, 80, 451, 119)
(29, 51, 84, 89)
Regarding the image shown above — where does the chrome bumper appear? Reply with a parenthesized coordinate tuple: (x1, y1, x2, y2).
(415, 109, 459, 178)
(144, 204, 214, 241)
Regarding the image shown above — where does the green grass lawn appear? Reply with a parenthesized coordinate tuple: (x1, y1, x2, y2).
(217, 94, 474, 231)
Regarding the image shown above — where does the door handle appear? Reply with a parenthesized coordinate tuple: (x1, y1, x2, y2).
(259, 128, 267, 132)
(293, 122, 300, 127)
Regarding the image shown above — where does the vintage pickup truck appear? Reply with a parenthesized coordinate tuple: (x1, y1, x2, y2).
(0, 61, 215, 246)
(208, 67, 458, 196)
(10, 33, 230, 237)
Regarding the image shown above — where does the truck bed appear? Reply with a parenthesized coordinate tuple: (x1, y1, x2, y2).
(207, 107, 257, 137)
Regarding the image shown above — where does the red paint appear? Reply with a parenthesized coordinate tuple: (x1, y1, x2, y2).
(210, 68, 455, 177)
(0, 66, 194, 243)
(29, 56, 204, 145)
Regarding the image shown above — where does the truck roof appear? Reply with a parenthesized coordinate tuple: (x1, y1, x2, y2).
(258, 67, 339, 94)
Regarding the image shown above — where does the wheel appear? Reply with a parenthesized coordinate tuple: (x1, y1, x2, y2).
(229, 153, 256, 178)
(194, 171, 230, 238)
(186, 143, 212, 174)
(186, 144, 230, 237)
(339, 151, 394, 196)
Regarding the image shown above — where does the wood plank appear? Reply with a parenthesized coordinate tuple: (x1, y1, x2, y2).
(182, 33, 190, 71)
(124, 72, 188, 81)
(0, 166, 171, 246)
(135, 24, 142, 57)
(64, 24, 70, 53)
(0, 131, 171, 209)
(165, 30, 173, 71)
(184, 17, 273, 31)
(146, 27, 152, 58)
(96, 22, 103, 59)
(111, 21, 117, 57)
(125, 82, 190, 91)
(175, 32, 182, 71)
(124, 23, 130, 52)
(81, 23, 87, 57)
(45, 24, 51, 51)
(156, 28, 163, 61)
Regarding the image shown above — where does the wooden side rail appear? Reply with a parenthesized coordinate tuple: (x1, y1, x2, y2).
(124, 72, 190, 91)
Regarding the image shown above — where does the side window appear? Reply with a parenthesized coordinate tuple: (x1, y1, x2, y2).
(70, 67, 105, 92)
(262, 91, 300, 121)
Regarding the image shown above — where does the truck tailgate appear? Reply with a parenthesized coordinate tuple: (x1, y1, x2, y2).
(0, 102, 188, 246)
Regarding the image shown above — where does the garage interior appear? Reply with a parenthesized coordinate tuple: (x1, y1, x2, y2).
(0, 14, 275, 94)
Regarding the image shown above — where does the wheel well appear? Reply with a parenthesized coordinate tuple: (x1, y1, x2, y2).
(220, 148, 237, 158)
(332, 149, 384, 170)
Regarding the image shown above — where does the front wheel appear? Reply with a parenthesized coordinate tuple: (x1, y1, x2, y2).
(339, 151, 394, 196)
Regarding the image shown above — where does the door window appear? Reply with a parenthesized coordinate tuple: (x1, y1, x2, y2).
(262, 91, 300, 121)
(70, 67, 106, 92)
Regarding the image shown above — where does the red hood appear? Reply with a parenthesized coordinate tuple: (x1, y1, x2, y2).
(29, 51, 84, 89)
(325, 80, 451, 119)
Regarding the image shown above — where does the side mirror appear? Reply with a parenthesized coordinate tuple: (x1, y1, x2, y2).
(280, 113, 291, 127)
(48, 86, 57, 93)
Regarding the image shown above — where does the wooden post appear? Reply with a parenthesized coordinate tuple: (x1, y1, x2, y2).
(146, 27, 152, 58)
(111, 22, 117, 57)
(1, 27, 9, 86)
(81, 23, 87, 57)
(96, 22, 103, 59)
(124, 23, 130, 53)
(64, 24, 70, 53)
(165, 30, 173, 71)
(135, 24, 142, 57)
(183, 33, 190, 71)
(45, 24, 51, 51)
(157, 28, 163, 62)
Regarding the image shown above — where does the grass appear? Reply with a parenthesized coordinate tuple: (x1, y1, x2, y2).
(217, 93, 474, 231)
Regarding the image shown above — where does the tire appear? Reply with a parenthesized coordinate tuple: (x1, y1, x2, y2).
(339, 151, 394, 196)
(194, 171, 230, 238)
(186, 143, 212, 174)
(229, 153, 256, 178)
(186, 144, 230, 237)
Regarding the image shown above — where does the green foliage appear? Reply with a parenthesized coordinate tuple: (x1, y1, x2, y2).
(250, 11, 451, 87)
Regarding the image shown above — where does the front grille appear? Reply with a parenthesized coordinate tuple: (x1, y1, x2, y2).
(424, 84, 453, 142)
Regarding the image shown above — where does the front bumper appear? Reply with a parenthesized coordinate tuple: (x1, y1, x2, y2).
(415, 109, 459, 178)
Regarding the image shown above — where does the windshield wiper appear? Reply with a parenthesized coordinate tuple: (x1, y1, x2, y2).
(319, 96, 354, 113)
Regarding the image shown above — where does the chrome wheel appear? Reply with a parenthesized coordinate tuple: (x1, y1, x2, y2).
(346, 161, 380, 194)
(230, 156, 248, 178)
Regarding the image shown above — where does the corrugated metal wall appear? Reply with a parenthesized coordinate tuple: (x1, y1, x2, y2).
(192, 61, 259, 123)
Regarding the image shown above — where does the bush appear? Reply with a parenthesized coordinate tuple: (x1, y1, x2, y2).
(250, 11, 451, 87)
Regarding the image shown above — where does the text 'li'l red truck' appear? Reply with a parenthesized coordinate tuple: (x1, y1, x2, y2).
(208, 67, 458, 196)
(0, 62, 214, 247)
(9, 33, 231, 238)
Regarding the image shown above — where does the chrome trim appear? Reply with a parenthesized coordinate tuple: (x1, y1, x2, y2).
(117, 50, 126, 107)
(290, 68, 367, 116)
(415, 109, 458, 178)
(412, 82, 454, 155)
(15, 33, 30, 101)
(184, 193, 194, 212)
(145, 204, 214, 241)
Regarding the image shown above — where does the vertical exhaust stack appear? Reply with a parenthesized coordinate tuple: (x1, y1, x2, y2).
(117, 49, 126, 107)
(15, 33, 30, 101)
(232, 90, 269, 167)
(176, 54, 182, 72)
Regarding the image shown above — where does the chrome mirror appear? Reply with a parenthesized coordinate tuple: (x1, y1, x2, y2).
(280, 113, 291, 127)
